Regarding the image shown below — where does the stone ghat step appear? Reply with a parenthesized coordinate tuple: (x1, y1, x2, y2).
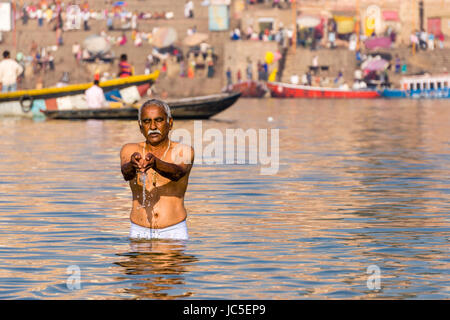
(15, 16, 210, 32)
(12, 19, 225, 49)
(281, 48, 356, 81)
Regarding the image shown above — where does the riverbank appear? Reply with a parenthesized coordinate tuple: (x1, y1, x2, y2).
(1, 0, 450, 97)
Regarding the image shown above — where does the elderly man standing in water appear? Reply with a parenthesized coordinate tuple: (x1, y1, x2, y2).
(120, 99, 194, 240)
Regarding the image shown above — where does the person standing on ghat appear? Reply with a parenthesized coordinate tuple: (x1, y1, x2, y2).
(0, 51, 24, 93)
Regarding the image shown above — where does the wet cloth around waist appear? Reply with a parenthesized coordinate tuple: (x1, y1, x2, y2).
(129, 220, 189, 240)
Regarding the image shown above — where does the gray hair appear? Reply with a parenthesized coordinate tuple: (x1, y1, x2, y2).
(138, 99, 172, 124)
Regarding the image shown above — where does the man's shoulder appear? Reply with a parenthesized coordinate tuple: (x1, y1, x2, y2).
(85, 86, 95, 95)
(171, 141, 194, 152)
(122, 142, 141, 148)
(86, 85, 102, 93)
(170, 141, 194, 164)
(120, 142, 142, 154)
(6, 59, 19, 65)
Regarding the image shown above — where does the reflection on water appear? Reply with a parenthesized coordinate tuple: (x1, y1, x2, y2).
(114, 240, 197, 299)
(0, 98, 448, 299)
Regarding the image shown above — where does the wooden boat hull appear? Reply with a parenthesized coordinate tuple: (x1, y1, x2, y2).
(43, 92, 242, 120)
(0, 72, 159, 118)
(224, 81, 267, 98)
(267, 81, 380, 99)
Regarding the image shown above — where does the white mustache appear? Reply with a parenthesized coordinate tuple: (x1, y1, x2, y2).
(147, 129, 162, 135)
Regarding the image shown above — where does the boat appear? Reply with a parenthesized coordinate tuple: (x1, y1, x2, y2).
(42, 92, 242, 120)
(381, 74, 450, 99)
(0, 71, 160, 118)
(266, 81, 380, 99)
(223, 81, 268, 98)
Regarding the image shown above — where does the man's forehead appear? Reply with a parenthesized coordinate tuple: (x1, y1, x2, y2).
(141, 104, 166, 117)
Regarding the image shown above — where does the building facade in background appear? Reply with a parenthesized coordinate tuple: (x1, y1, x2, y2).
(240, 0, 450, 46)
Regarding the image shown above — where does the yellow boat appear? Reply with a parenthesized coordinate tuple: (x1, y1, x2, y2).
(0, 71, 159, 117)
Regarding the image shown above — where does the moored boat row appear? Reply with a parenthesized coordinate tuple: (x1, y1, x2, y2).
(1, 71, 448, 121)
(0, 70, 243, 120)
(263, 74, 450, 99)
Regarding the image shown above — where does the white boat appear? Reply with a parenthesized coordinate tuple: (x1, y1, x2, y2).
(382, 74, 450, 99)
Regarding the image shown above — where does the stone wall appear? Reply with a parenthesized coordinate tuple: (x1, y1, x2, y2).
(223, 41, 279, 83)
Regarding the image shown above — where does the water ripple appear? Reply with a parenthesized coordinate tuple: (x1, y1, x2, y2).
(0, 99, 448, 299)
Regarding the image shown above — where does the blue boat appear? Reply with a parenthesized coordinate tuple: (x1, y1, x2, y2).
(382, 74, 450, 99)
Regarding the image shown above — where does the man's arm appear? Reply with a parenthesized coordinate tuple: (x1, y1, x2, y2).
(117, 63, 123, 77)
(120, 144, 142, 181)
(153, 159, 191, 182)
(121, 161, 137, 181)
(16, 62, 24, 77)
(146, 144, 194, 182)
(100, 88, 108, 107)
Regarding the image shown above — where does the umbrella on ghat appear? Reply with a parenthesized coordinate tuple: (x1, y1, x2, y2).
(183, 33, 209, 47)
(152, 27, 177, 48)
(83, 34, 111, 54)
(361, 57, 389, 71)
